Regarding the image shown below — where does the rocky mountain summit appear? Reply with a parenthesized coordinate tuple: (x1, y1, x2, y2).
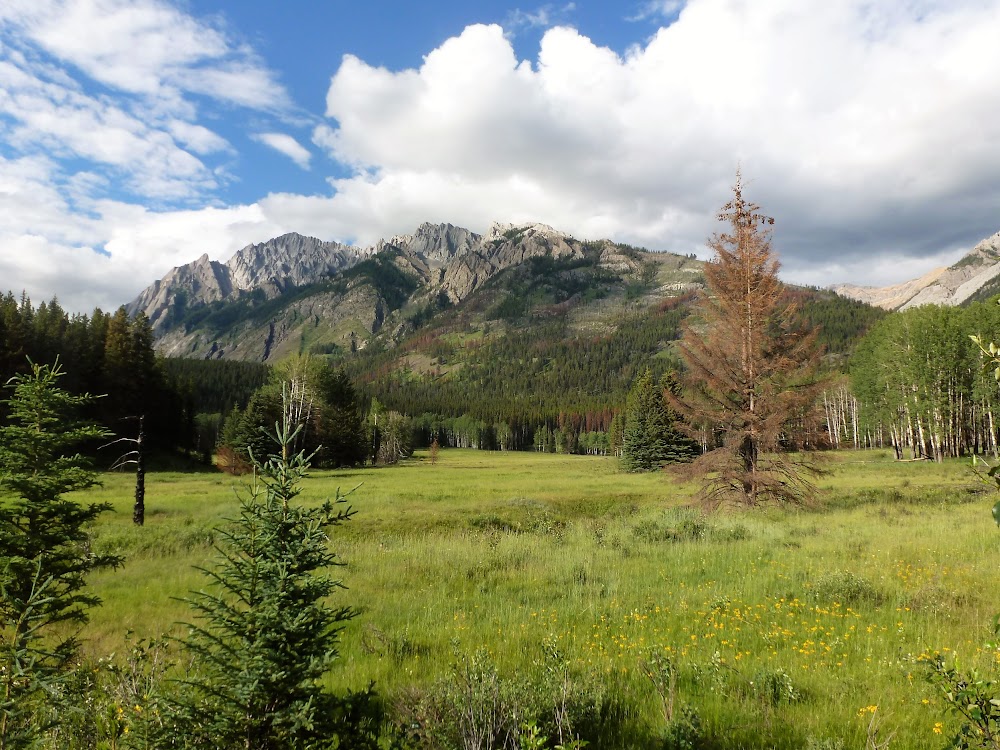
(832, 230, 1000, 310)
(129, 233, 367, 336)
(129, 221, 703, 361)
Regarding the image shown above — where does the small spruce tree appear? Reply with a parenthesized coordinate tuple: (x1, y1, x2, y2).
(170, 389, 374, 749)
(620, 368, 694, 472)
(0, 360, 119, 749)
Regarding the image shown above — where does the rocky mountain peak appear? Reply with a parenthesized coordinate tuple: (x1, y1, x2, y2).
(405, 222, 481, 265)
(128, 218, 704, 361)
(225, 232, 363, 292)
(832, 228, 1000, 310)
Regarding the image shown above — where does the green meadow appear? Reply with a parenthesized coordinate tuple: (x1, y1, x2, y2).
(77, 449, 1000, 748)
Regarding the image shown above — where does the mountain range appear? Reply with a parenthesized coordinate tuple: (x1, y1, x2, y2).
(128, 221, 703, 362)
(128, 220, 1000, 366)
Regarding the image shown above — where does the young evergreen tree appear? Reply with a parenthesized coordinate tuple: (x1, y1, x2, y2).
(620, 368, 694, 472)
(170, 393, 374, 749)
(672, 175, 824, 507)
(0, 361, 120, 749)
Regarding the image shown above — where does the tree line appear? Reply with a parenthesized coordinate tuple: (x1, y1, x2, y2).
(848, 300, 1000, 460)
(0, 293, 188, 453)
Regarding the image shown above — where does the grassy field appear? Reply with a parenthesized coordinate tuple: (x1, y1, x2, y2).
(76, 449, 1000, 748)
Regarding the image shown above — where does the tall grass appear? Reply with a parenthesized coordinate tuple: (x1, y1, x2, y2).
(76, 449, 1000, 748)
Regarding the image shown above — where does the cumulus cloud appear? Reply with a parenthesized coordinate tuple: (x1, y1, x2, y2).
(317, 0, 1000, 286)
(0, 152, 285, 310)
(0, 0, 291, 202)
(5, 0, 1000, 314)
(0, 57, 215, 199)
(0, 199, 291, 313)
(0, 0, 289, 110)
(252, 132, 312, 170)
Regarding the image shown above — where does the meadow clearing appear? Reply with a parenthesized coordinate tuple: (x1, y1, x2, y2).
(77, 449, 1000, 749)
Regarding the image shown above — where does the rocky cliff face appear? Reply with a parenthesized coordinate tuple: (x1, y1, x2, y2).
(832, 231, 1000, 310)
(128, 253, 233, 333)
(127, 233, 367, 335)
(128, 221, 702, 361)
(226, 233, 364, 293)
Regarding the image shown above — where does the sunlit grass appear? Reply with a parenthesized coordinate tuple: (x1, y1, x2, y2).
(74, 448, 1000, 748)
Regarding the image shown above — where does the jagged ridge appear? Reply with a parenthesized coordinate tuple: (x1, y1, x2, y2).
(127, 221, 702, 362)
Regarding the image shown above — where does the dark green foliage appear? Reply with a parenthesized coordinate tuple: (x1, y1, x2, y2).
(170, 411, 371, 749)
(219, 359, 366, 470)
(160, 358, 271, 415)
(337, 250, 421, 311)
(661, 705, 703, 750)
(620, 369, 695, 472)
(370, 409, 413, 466)
(312, 366, 368, 467)
(965, 278, 1000, 306)
(483, 253, 618, 322)
(789, 289, 888, 358)
(350, 301, 690, 450)
(220, 385, 281, 468)
(0, 361, 121, 749)
(0, 294, 193, 456)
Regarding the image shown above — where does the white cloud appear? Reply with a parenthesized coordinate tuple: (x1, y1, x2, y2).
(627, 1, 685, 23)
(0, 0, 292, 204)
(167, 120, 230, 155)
(252, 132, 312, 170)
(0, 196, 290, 313)
(315, 1, 1000, 286)
(0, 0, 289, 110)
(0, 63, 215, 199)
(5, 0, 1000, 314)
(504, 3, 576, 34)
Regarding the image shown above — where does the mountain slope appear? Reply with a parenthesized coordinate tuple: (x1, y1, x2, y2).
(831, 230, 1000, 310)
(129, 221, 704, 362)
(130, 220, 885, 442)
(128, 233, 367, 337)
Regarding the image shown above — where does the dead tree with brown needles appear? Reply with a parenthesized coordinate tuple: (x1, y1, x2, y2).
(671, 174, 825, 508)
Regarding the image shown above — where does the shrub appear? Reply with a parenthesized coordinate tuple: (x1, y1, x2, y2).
(810, 571, 883, 606)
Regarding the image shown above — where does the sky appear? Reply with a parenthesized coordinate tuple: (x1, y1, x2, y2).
(3, 0, 1000, 314)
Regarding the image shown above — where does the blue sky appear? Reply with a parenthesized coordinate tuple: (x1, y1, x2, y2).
(2, 0, 1000, 313)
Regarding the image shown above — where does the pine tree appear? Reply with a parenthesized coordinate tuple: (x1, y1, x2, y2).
(672, 175, 824, 507)
(620, 368, 693, 472)
(0, 360, 120, 749)
(170, 392, 375, 749)
(219, 358, 365, 471)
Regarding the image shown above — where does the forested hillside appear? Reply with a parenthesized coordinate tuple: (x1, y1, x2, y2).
(340, 284, 885, 450)
(0, 293, 190, 453)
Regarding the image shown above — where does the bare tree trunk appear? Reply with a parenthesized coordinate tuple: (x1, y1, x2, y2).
(133, 415, 145, 526)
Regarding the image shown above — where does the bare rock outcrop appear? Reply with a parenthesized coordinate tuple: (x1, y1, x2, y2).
(832, 230, 1000, 311)
(127, 220, 700, 361)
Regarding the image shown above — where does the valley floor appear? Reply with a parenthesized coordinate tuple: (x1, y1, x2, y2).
(80, 449, 999, 749)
